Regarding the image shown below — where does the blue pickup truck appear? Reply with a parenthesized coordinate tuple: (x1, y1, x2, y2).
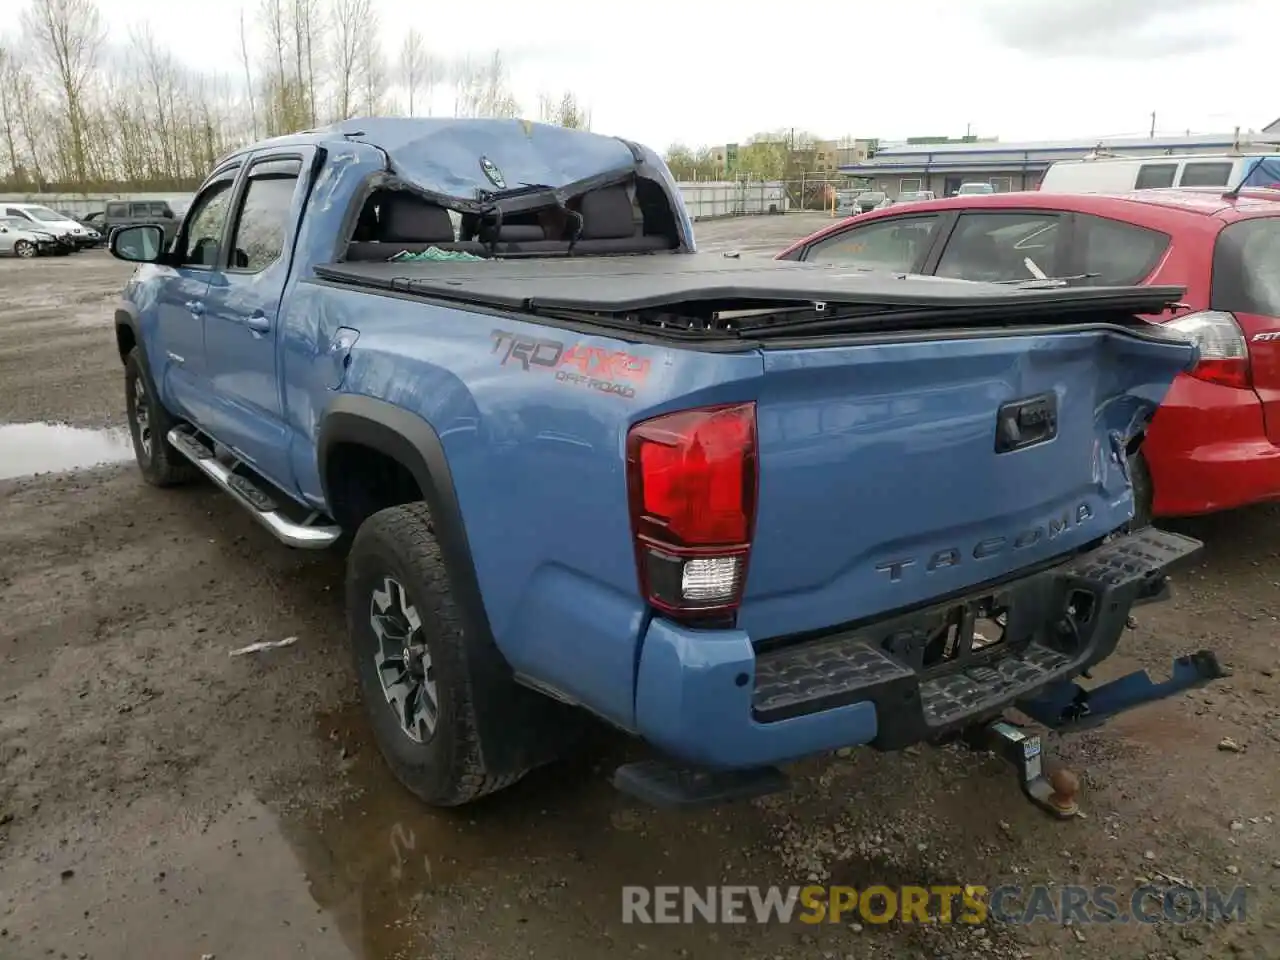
(107, 118, 1223, 811)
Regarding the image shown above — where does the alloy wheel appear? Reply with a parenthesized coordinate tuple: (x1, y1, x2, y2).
(369, 575, 439, 743)
(131, 375, 152, 457)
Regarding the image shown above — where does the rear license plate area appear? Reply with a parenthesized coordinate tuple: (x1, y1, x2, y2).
(883, 597, 1009, 673)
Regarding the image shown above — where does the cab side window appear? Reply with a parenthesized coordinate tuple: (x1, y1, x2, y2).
(178, 169, 240, 268)
(106, 202, 128, 219)
(227, 158, 302, 273)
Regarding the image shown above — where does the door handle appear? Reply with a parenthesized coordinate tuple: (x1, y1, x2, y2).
(244, 311, 271, 334)
(185, 300, 205, 317)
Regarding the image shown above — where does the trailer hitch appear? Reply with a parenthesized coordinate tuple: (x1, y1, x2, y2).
(972, 720, 1082, 819)
(1014, 649, 1226, 733)
(969, 650, 1225, 820)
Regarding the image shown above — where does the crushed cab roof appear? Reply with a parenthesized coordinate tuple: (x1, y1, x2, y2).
(314, 117, 640, 200)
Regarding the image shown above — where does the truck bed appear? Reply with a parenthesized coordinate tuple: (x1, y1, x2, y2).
(313, 253, 1184, 320)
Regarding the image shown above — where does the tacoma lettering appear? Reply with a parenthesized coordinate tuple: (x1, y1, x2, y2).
(875, 503, 1095, 582)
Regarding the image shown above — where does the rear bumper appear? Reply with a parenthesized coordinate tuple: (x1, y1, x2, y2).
(633, 527, 1201, 770)
(1146, 374, 1280, 516)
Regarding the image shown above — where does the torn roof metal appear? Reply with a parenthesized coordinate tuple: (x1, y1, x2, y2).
(319, 117, 641, 201)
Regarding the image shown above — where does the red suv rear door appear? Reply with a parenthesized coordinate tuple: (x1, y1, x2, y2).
(1210, 215, 1280, 443)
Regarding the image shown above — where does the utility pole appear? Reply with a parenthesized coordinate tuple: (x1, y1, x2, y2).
(1149, 111, 1156, 138)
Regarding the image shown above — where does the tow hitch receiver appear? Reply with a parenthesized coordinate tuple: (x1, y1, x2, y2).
(1015, 649, 1227, 733)
(974, 720, 1081, 819)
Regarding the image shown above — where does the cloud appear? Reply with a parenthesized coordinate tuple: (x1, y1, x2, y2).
(976, 0, 1249, 58)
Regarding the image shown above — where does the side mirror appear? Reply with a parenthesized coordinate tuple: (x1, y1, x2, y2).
(110, 224, 165, 263)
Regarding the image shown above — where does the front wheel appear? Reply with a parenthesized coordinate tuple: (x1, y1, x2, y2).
(346, 502, 525, 807)
(124, 347, 197, 487)
(14, 240, 35, 258)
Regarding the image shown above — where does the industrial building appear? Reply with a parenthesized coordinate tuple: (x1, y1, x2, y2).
(839, 132, 1280, 200)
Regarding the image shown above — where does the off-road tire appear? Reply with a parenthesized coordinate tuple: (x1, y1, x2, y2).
(1127, 451, 1154, 530)
(346, 502, 525, 807)
(124, 346, 197, 487)
(14, 240, 35, 258)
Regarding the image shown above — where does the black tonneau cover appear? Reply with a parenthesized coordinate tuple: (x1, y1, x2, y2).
(313, 253, 1185, 316)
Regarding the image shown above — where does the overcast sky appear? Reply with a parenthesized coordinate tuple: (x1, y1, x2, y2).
(85, 0, 1273, 150)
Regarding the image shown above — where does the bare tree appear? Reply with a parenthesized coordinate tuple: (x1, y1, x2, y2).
(130, 26, 180, 180)
(238, 8, 259, 140)
(290, 0, 319, 126)
(330, 0, 373, 119)
(21, 0, 105, 185)
(452, 51, 520, 119)
(539, 91, 590, 130)
(0, 44, 24, 183)
(356, 3, 386, 116)
(399, 28, 426, 115)
(477, 50, 520, 119)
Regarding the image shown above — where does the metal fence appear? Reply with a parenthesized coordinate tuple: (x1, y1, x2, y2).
(4, 178, 862, 223)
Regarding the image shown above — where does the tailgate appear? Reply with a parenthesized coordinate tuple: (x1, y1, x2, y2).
(737, 327, 1195, 640)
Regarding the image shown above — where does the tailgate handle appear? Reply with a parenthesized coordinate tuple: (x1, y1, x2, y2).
(995, 393, 1057, 453)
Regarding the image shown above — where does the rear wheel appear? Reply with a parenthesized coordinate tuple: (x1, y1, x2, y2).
(124, 347, 197, 487)
(14, 240, 34, 258)
(346, 502, 525, 807)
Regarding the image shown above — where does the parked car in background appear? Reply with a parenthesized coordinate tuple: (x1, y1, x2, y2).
(0, 215, 67, 257)
(894, 190, 936, 204)
(1041, 152, 1280, 194)
(955, 182, 995, 196)
(777, 187, 1280, 525)
(2, 203, 96, 249)
(100, 199, 180, 246)
(58, 209, 107, 246)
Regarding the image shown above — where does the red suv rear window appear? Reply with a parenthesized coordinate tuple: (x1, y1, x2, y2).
(1211, 218, 1280, 316)
(1076, 214, 1170, 286)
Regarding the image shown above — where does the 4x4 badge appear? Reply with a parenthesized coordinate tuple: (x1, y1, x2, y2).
(479, 156, 505, 189)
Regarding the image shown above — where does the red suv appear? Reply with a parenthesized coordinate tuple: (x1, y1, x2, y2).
(777, 189, 1280, 524)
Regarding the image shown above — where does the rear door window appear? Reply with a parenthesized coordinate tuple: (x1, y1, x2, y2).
(1179, 162, 1234, 187)
(801, 215, 941, 272)
(934, 212, 1064, 283)
(129, 202, 151, 218)
(1212, 217, 1280, 316)
(1135, 163, 1177, 189)
(1075, 214, 1170, 286)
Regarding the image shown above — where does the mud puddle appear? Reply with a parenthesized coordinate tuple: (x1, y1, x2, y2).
(0, 421, 133, 479)
(2, 702, 823, 960)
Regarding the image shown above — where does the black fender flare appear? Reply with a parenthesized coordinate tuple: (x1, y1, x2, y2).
(317, 394, 578, 774)
(114, 303, 142, 365)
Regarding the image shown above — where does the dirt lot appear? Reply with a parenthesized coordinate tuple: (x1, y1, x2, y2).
(1, 215, 1278, 960)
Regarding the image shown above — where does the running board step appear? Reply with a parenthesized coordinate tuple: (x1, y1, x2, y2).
(167, 426, 342, 550)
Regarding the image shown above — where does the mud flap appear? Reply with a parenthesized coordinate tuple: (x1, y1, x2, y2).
(1015, 649, 1228, 732)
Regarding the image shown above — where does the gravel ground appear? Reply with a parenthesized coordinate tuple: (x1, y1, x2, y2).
(1, 216, 1278, 960)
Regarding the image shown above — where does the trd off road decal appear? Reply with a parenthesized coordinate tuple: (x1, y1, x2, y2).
(490, 330, 651, 399)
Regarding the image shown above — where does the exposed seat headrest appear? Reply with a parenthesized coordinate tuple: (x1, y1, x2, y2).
(578, 186, 636, 240)
(381, 195, 455, 243)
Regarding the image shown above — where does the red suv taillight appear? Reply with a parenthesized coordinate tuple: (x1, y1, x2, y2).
(625, 402, 758, 622)
(1163, 310, 1251, 388)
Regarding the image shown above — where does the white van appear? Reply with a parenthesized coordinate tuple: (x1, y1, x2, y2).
(1, 203, 97, 249)
(1039, 153, 1280, 194)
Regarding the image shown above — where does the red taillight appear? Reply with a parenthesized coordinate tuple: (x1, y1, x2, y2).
(1162, 310, 1251, 388)
(626, 402, 758, 621)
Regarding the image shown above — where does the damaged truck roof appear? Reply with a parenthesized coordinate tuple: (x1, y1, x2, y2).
(316, 117, 643, 201)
